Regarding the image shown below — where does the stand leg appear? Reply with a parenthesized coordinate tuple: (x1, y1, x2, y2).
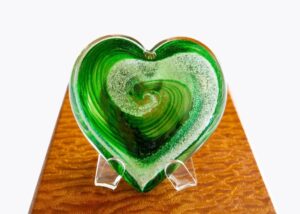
(165, 158, 197, 191)
(94, 155, 125, 190)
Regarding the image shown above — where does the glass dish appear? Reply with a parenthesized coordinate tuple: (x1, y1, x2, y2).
(69, 35, 226, 192)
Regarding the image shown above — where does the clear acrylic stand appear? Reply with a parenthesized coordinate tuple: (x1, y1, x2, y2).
(95, 155, 197, 191)
(164, 158, 197, 191)
(94, 155, 126, 190)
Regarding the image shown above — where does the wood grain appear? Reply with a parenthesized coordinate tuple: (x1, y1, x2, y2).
(30, 92, 275, 214)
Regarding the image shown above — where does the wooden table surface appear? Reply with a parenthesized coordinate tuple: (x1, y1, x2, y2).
(30, 92, 275, 213)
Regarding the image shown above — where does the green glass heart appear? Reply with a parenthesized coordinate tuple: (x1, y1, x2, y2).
(69, 35, 226, 192)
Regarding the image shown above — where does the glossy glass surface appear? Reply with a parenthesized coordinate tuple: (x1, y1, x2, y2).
(70, 35, 226, 192)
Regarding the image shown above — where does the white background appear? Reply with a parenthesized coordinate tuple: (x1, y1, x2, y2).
(0, 1, 299, 213)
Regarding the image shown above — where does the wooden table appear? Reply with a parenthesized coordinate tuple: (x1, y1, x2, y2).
(30, 92, 275, 213)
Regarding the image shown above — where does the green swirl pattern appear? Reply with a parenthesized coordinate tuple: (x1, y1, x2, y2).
(70, 36, 226, 192)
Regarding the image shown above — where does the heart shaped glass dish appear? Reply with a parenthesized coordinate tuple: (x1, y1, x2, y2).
(69, 35, 226, 192)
